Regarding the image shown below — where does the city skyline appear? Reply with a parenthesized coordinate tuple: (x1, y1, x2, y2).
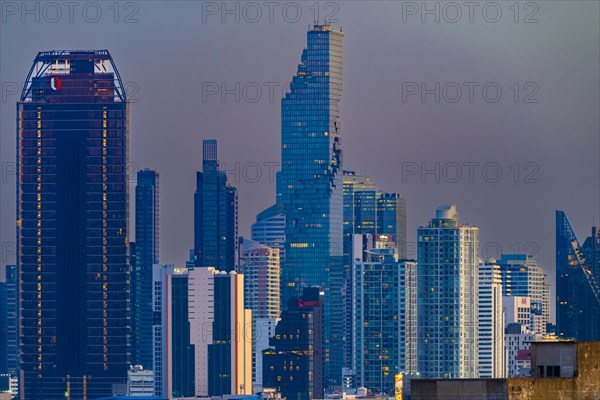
(2, 3, 599, 314)
(1, 3, 600, 399)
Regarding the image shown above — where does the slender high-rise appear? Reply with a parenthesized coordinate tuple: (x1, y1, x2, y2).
(556, 211, 600, 340)
(17, 50, 129, 399)
(208, 272, 253, 396)
(417, 205, 479, 378)
(194, 139, 238, 270)
(276, 25, 344, 385)
(132, 169, 159, 368)
(478, 260, 505, 378)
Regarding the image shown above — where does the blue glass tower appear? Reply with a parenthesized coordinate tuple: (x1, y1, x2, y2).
(17, 50, 130, 399)
(132, 169, 159, 369)
(194, 139, 238, 270)
(417, 205, 479, 379)
(555, 211, 600, 340)
(276, 24, 344, 385)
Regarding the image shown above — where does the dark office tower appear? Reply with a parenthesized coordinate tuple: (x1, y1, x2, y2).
(194, 139, 238, 271)
(556, 211, 600, 340)
(132, 169, 159, 368)
(207, 272, 252, 396)
(17, 51, 129, 399)
(377, 193, 407, 259)
(263, 287, 324, 400)
(276, 24, 344, 386)
(171, 271, 195, 398)
(1, 265, 18, 376)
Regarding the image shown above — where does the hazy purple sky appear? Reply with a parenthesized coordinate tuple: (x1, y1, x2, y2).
(1, 1, 599, 317)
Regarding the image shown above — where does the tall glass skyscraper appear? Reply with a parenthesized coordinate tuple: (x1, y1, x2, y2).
(276, 24, 344, 385)
(556, 211, 600, 340)
(341, 171, 407, 371)
(132, 169, 159, 369)
(353, 248, 414, 393)
(17, 50, 130, 399)
(194, 139, 238, 270)
(417, 205, 479, 378)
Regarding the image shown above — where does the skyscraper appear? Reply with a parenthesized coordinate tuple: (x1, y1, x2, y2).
(151, 265, 195, 398)
(152, 264, 173, 398)
(171, 269, 195, 398)
(353, 248, 416, 394)
(555, 211, 600, 340)
(398, 259, 418, 376)
(188, 266, 217, 397)
(239, 238, 281, 390)
(263, 287, 324, 400)
(342, 172, 407, 371)
(194, 139, 238, 270)
(342, 171, 375, 371)
(377, 193, 407, 259)
(478, 260, 505, 378)
(276, 24, 345, 385)
(417, 205, 479, 378)
(581, 226, 600, 287)
(132, 169, 159, 368)
(208, 271, 253, 396)
(251, 204, 286, 263)
(187, 267, 253, 397)
(17, 50, 129, 399)
(239, 238, 281, 319)
(497, 254, 550, 335)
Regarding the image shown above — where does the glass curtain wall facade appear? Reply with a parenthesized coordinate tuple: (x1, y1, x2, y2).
(556, 211, 600, 340)
(276, 25, 344, 385)
(132, 169, 159, 368)
(17, 50, 129, 400)
(194, 139, 238, 271)
(417, 205, 479, 379)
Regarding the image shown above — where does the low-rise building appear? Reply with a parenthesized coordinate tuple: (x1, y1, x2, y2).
(127, 365, 154, 396)
(410, 341, 600, 400)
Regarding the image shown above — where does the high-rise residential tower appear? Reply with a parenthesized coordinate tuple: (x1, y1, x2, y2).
(208, 271, 253, 396)
(276, 24, 344, 385)
(17, 50, 130, 399)
(239, 238, 281, 390)
(478, 260, 505, 378)
(556, 211, 600, 340)
(132, 169, 159, 368)
(152, 265, 195, 398)
(187, 267, 253, 397)
(341, 172, 407, 371)
(377, 193, 407, 258)
(239, 238, 281, 319)
(353, 248, 417, 393)
(194, 139, 238, 270)
(417, 205, 479, 378)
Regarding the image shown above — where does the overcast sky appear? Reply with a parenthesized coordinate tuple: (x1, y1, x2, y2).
(1, 1, 599, 318)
